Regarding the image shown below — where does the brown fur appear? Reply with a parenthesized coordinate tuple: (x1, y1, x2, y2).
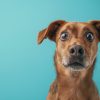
(37, 20, 100, 100)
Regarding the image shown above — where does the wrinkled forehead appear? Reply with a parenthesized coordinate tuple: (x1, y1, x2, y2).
(59, 22, 96, 33)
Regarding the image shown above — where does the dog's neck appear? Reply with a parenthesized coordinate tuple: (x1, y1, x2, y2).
(54, 57, 98, 100)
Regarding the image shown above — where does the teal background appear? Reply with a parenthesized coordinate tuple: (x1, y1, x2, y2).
(0, 0, 100, 100)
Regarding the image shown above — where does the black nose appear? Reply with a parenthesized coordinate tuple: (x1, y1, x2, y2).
(69, 45, 84, 56)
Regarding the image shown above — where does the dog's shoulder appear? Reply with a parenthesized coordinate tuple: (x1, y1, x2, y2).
(49, 79, 58, 95)
(47, 80, 58, 100)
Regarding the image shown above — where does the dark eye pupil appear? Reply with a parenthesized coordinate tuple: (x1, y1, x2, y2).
(86, 33, 94, 42)
(60, 32, 68, 41)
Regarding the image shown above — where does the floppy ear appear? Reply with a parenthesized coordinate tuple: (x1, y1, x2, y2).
(37, 20, 66, 44)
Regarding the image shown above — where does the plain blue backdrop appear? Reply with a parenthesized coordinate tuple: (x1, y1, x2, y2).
(0, 0, 100, 100)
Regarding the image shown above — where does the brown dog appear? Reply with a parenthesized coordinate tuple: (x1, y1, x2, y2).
(37, 20, 100, 100)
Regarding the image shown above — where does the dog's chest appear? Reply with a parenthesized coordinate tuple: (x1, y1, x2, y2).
(57, 88, 88, 100)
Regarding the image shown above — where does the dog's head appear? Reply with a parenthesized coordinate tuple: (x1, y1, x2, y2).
(37, 20, 100, 73)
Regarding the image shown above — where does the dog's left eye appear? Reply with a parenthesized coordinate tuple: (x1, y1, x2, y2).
(86, 32, 94, 42)
(60, 32, 68, 41)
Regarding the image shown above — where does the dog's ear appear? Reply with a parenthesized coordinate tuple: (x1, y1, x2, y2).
(37, 20, 66, 44)
(90, 20, 100, 32)
(90, 20, 100, 41)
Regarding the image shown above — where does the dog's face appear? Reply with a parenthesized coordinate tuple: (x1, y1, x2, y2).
(56, 22, 99, 71)
(38, 20, 100, 72)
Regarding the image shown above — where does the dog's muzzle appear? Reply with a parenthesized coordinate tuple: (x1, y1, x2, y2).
(63, 45, 86, 70)
(67, 56, 85, 69)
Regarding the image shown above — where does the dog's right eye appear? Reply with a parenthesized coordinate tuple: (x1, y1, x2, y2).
(60, 32, 68, 41)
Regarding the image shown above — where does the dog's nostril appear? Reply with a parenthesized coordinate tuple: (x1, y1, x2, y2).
(70, 48, 75, 54)
(78, 48, 84, 55)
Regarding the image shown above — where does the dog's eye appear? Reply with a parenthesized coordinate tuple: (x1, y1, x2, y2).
(86, 32, 94, 42)
(60, 32, 68, 41)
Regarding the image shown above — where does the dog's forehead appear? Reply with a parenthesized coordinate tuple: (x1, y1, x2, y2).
(61, 22, 89, 31)
(57, 22, 97, 39)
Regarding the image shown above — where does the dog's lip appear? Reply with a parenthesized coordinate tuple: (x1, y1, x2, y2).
(68, 62, 84, 67)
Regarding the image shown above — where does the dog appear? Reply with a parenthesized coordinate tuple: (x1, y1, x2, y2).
(37, 20, 100, 100)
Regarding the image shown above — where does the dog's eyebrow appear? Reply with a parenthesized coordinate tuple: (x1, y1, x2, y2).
(66, 24, 78, 33)
(82, 26, 96, 34)
(82, 27, 91, 31)
(66, 24, 75, 30)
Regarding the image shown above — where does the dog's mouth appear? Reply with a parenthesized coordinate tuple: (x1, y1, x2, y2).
(68, 62, 84, 67)
(62, 57, 85, 70)
(66, 62, 85, 71)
